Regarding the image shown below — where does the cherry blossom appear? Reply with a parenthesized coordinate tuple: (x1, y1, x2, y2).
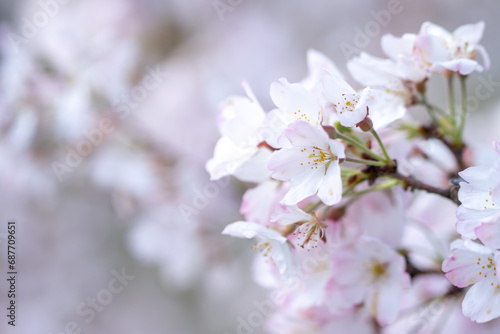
(222, 221, 297, 280)
(206, 82, 270, 182)
(456, 142, 500, 238)
(347, 52, 414, 129)
(442, 239, 500, 323)
(415, 21, 490, 75)
(322, 70, 374, 128)
(208, 20, 500, 330)
(268, 120, 345, 205)
(271, 204, 328, 250)
(327, 237, 411, 325)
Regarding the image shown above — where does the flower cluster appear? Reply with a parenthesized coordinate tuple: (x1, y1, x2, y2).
(442, 142, 500, 323)
(208, 21, 499, 332)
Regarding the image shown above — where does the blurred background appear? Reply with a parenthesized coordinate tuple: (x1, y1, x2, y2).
(0, 0, 499, 333)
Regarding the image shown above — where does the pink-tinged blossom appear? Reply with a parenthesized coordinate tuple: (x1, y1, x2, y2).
(206, 82, 269, 182)
(442, 239, 500, 323)
(347, 52, 414, 129)
(345, 189, 408, 248)
(271, 205, 328, 250)
(327, 237, 410, 325)
(381, 33, 430, 82)
(415, 21, 490, 75)
(240, 180, 287, 227)
(268, 120, 345, 206)
(322, 70, 374, 128)
(457, 142, 500, 238)
(222, 221, 297, 281)
(302, 49, 345, 94)
(475, 223, 500, 250)
(263, 78, 323, 148)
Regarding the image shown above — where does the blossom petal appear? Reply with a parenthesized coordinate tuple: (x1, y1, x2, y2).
(222, 221, 287, 243)
(270, 78, 321, 126)
(475, 222, 500, 250)
(281, 168, 325, 205)
(317, 161, 342, 205)
(462, 277, 500, 323)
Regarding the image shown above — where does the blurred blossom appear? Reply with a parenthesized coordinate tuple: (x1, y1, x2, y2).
(1, 1, 500, 334)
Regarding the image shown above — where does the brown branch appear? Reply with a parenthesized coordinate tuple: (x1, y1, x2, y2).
(388, 172, 460, 205)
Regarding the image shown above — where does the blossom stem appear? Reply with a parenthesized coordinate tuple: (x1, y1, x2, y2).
(305, 200, 323, 213)
(419, 96, 448, 118)
(386, 172, 460, 205)
(345, 157, 387, 167)
(447, 75, 457, 128)
(419, 98, 455, 138)
(369, 129, 391, 162)
(337, 134, 386, 162)
(457, 75, 468, 141)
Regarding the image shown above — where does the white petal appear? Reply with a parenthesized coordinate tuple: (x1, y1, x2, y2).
(453, 21, 485, 46)
(206, 136, 257, 180)
(222, 221, 287, 243)
(285, 120, 329, 148)
(317, 162, 342, 205)
(322, 70, 357, 105)
(475, 222, 500, 250)
(270, 78, 321, 126)
(462, 278, 500, 323)
(233, 147, 272, 183)
(270, 204, 312, 226)
(268, 147, 311, 181)
(281, 168, 325, 205)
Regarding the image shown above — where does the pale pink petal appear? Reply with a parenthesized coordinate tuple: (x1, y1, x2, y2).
(440, 59, 481, 75)
(307, 49, 344, 80)
(222, 221, 287, 243)
(270, 205, 312, 226)
(453, 21, 485, 46)
(322, 70, 357, 105)
(206, 136, 257, 180)
(233, 147, 272, 182)
(317, 162, 342, 205)
(462, 277, 500, 323)
(475, 222, 500, 250)
(270, 78, 321, 125)
(381, 33, 416, 61)
(241, 180, 284, 225)
(442, 239, 494, 288)
(281, 168, 325, 205)
(456, 206, 499, 239)
(367, 283, 401, 325)
(285, 120, 329, 148)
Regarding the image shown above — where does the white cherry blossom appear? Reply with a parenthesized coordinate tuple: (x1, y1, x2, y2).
(206, 82, 270, 182)
(268, 120, 345, 206)
(442, 239, 500, 323)
(415, 21, 490, 75)
(327, 237, 410, 325)
(322, 70, 374, 128)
